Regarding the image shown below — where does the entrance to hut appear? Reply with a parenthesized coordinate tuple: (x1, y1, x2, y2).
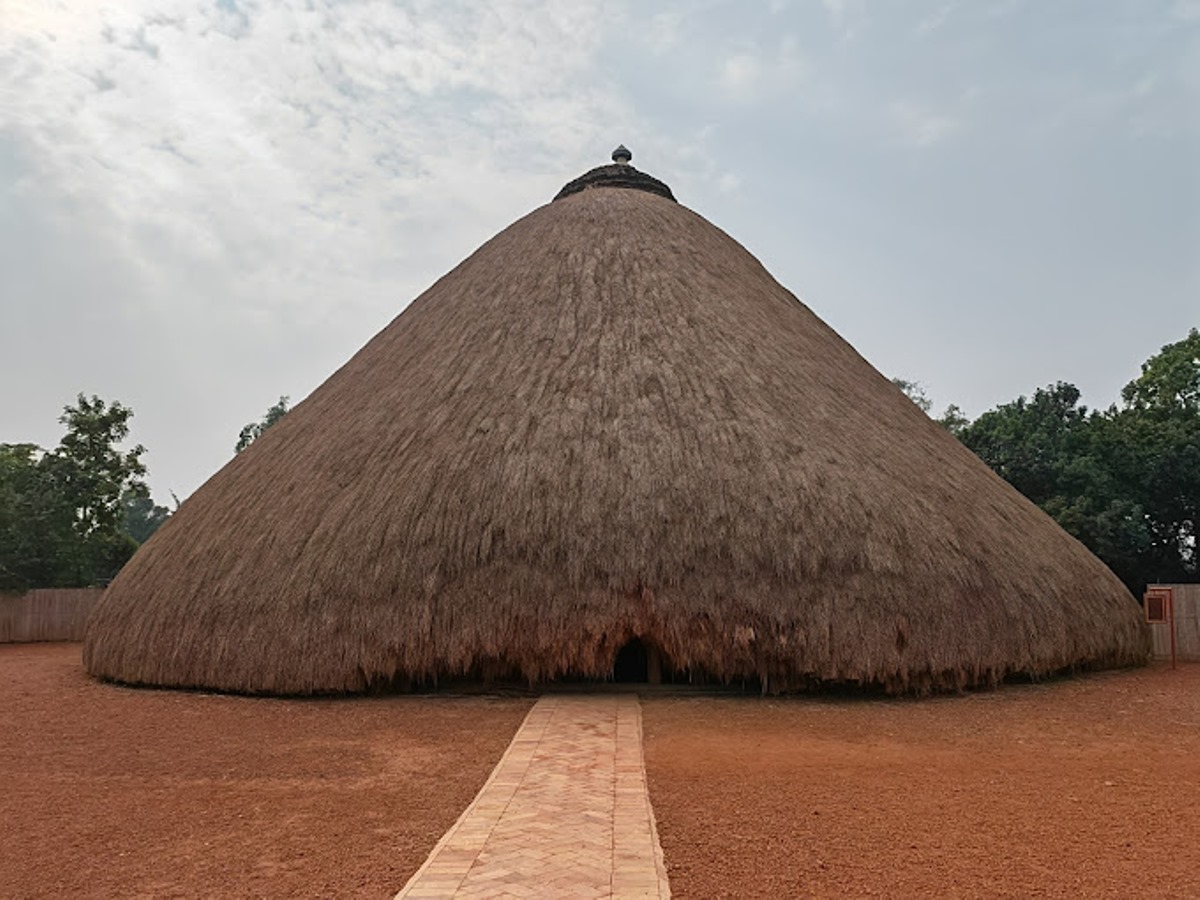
(612, 637, 663, 684)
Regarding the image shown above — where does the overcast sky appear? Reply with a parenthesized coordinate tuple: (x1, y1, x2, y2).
(2, 0, 1197, 503)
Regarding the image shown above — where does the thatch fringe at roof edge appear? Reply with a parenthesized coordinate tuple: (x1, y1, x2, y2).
(84, 569, 1149, 696)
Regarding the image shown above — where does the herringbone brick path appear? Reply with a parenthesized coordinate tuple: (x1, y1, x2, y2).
(395, 694, 670, 899)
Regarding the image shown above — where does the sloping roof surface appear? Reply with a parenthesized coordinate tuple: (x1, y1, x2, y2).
(84, 174, 1148, 694)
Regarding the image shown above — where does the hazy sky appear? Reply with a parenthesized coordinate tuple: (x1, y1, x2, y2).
(3, 0, 1197, 503)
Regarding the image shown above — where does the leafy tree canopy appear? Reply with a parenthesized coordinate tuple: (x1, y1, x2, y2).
(892, 378, 971, 435)
(892, 377, 932, 413)
(52, 394, 146, 538)
(121, 483, 172, 545)
(236, 396, 290, 454)
(0, 395, 168, 591)
(1121, 327, 1200, 414)
(957, 330, 1198, 594)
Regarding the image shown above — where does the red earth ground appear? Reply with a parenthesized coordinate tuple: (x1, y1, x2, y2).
(4, 645, 1198, 898)
(0, 644, 532, 898)
(643, 663, 1200, 899)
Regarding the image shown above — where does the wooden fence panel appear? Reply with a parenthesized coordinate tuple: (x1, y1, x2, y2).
(0, 588, 105, 643)
(1148, 584, 1200, 662)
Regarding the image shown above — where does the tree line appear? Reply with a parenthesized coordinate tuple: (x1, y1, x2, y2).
(0, 395, 289, 592)
(2, 331, 1194, 596)
(897, 327, 1198, 595)
(0, 396, 169, 591)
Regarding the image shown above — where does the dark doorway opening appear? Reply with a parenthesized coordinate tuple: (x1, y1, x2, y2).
(612, 637, 668, 684)
(613, 637, 649, 683)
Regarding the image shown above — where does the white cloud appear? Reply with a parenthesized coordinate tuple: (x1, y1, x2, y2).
(887, 100, 960, 147)
(716, 35, 805, 102)
(645, 10, 685, 54)
(3, 1, 628, 291)
(985, 0, 1023, 18)
(1, 0, 1192, 506)
(0, 0, 642, 497)
(915, 2, 957, 36)
(717, 172, 742, 193)
(1173, 0, 1200, 20)
(820, 0, 870, 41)
(720, 52, 762, 92)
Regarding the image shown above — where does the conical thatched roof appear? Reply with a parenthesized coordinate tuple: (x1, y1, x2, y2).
(84, 157, 1148, 695)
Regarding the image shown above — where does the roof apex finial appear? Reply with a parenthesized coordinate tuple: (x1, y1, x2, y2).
(612, 144, 632, 165)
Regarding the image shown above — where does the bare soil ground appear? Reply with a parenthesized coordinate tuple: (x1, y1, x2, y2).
(0, 644, 532, 899)
(7, 646, 1199, 899)
(643, 663, 1200, 899)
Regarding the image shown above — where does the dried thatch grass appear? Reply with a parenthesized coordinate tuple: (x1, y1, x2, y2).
(84, 174, 1149, 695)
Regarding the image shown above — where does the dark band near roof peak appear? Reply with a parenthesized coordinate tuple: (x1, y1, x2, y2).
(554, 147, 676, 202)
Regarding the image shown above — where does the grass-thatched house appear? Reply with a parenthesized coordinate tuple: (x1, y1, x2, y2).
(84, 151, 1149, 695)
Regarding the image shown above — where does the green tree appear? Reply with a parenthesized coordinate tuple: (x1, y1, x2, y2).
(936, 404, 970, 437)
(0, 444, 71, 591)
(42, 395, 146, 585)
(959, 382, 1154, 591)
(959, 330, 1199, 594)
(892, 377, 932, 413)
(1121, 327, 1200, 413)
(1110, 329, 1199, 584)
(958, 382, 1091, 507)
(236, 396, 290, 453)
(52, 394, 147, 540)
(0, 395, 160, 590)
(120, 483, 171, 544)
(892, 377, 970, 435)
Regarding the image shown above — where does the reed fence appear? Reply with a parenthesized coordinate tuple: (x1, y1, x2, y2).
(0, 588, 105, 643)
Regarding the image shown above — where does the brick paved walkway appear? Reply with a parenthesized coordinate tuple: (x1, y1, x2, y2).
(395, 694, 670, 899)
